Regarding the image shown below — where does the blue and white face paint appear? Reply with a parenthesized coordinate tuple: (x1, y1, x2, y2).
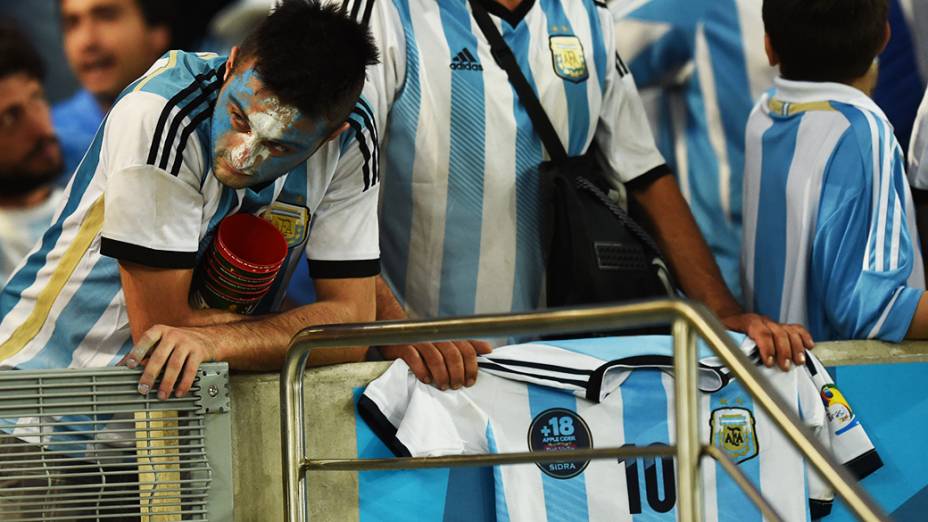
(210, 64, 330, 189)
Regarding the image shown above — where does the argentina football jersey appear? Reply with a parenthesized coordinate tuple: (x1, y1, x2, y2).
(343, 0, 666, 318)
(742, 78, 925, 341)
(0, 50, 381, 372)
(611, 0, 777, 301)
(359, 334, 882, 521)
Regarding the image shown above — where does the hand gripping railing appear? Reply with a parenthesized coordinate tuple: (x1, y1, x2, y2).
(280, 299, 888, 522)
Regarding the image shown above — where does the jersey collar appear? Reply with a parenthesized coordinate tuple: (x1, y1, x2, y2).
(474, 0, 536, 27)
(769, 76, 887, 120)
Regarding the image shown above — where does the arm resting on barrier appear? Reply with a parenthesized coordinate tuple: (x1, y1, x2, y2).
(375, 276, 492, 390)
(628, 174, 814, 370)
(119, 261, 247, 340)
(129, 275, 376, 399)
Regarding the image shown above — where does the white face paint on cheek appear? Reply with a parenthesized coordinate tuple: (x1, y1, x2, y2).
(226, 95, 299, 175)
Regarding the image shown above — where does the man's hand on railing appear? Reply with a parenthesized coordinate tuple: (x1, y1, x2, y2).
(121, 324, 219, 400)
(379, 340, 493, 390)
(721, 313, 814, 371)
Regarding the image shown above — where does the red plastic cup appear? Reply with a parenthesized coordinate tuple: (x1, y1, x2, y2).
(215, 213, 288, 273)
(191, 213, 288, 314)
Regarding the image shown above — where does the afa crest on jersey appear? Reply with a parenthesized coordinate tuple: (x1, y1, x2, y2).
(710, 407, 758, 464)
(549, 35, 588, 83)
(820, 384, 860, 435)
(262, 202, 310, 248)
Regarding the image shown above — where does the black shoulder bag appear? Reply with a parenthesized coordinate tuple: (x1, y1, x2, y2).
(469, 0, 676, 311)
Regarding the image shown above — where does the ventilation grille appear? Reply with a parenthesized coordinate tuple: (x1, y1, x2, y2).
(0, 367, 220, 521)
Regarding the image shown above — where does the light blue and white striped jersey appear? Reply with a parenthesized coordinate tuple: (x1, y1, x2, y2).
(0, 51, 381, 372)
(342, 0, 666, 318)
(742, 78, 926, 342)
(360, 335, 881, 521)
(611, 0, 775, 301)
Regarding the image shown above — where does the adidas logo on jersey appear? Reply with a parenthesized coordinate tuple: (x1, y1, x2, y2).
(450, 48, 483, 71)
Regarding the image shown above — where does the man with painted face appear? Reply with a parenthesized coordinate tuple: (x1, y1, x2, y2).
(0, 0, 381, 400)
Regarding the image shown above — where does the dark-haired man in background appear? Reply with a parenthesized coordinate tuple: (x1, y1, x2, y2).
(0, 0, 381, 401)
(0, 22, 64, 283)
(53, 0, 175, 175)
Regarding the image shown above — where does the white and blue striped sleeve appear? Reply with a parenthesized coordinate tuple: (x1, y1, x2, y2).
(359, 359, 490, 457)
(99, 91, 207, 269)
(594, 6, 667, 185)
(610, 0, 704, 89)
(811, 127, 923, 341)
(304, 102, 382, 279)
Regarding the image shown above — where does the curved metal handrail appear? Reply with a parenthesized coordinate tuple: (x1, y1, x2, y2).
(280, 299, 888, 522)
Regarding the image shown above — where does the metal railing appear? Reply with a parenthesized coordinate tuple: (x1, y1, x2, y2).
(0, 363, 233, 521)
(280, 299, 889, 522)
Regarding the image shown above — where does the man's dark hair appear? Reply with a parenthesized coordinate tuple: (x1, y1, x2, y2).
(763, 0, 888, 83)
(238, 0, 379, 122)
(135, 0, 177, 28)
(0, 20, 45, 82)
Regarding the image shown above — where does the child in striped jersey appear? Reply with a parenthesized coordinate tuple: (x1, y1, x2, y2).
(742, 0, 928, 342)
(744, 2, 928, 515)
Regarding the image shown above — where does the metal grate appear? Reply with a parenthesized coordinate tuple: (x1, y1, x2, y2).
(0, 364, 232, 521)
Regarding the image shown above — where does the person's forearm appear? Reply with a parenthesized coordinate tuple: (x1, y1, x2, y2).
(119, 262, 248, 342)
(208, 299, 371, 370)
(906, 292, 928, 339)
(184, 308, 247, 328)
(630, 174, 742, 318)
(376, 275, 407, 320)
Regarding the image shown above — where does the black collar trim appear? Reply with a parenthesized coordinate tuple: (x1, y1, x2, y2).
(474, 0, 536, 27)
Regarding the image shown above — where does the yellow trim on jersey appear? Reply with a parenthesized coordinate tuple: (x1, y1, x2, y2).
(0, 196, 105, 361)
(767, 98, 835, 117)
(132, 50, 179, 93)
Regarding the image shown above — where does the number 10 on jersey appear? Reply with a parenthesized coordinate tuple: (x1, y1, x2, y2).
(619, 443, 676, 514)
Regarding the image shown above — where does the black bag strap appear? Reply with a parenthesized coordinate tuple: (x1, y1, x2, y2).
(575, 176, 663, 257)
(468, 0, 568, 162)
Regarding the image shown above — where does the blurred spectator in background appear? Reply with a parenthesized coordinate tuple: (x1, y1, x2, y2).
(53, 0, 175, 176)
(209, 0, 274, 52)
(871, 0, 925, 156)
(610, 0, 776, 303)
(0, 0, 79, 102)
(0, 22, 63, 283)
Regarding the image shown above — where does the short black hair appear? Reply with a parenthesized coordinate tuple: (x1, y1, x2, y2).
(763, 0, 888, 83)
(238, 0, 379, 123)
(134, 0, 177, 28)
(0, 20, 45, 82)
